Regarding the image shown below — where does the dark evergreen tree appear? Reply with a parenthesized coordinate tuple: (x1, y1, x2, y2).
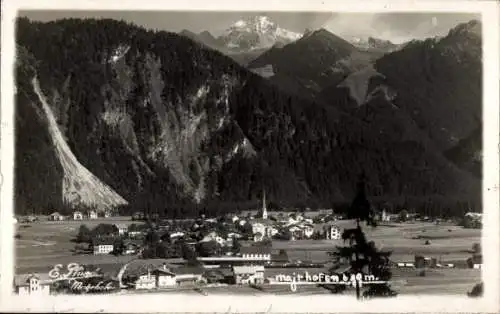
(231, 237, 241, 254)
(112, 237, 125, 255)
(328, 173, 396, 299)
(75, 224, 92, 243)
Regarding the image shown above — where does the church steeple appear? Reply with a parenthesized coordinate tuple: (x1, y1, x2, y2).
(262, 189, 268, 219)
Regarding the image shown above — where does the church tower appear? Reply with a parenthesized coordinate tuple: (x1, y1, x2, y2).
(262, 189, 268, 219)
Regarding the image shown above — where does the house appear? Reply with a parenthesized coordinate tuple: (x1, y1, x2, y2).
(250, 219, 275, 241)
(173, 266, 205, 286)
(233, 265, 265, 285)
(415, 255, 437, 268)
(302, 223, 314, 238)
(380, 209, 390, 222)
(128, 230, 144, 239)
(286, 216, 298, 226)
(288, 225, 304, 240)
(152, 265, 177, 288)
(324, 225, 341, 240)
(124, 241, 141, 255)
(73, 211, 83, 220)
(467, 254, 483, 269)
(134, 270, 156, 290)
(88, 210, 98, 219)
(253, 232, 264, 242)
(92, 239, 114, 255)
(14, 273, 51, 296)
(204, 268, 234, 284)
(49, 212, 64, 221)
(232, 215, 239, 223)
(227, 232, 243, 239)
(239, 246, 272, 260)
(170, 231, 186, 241)
(132, 212, 144, 221)
(463, 212, 482, 228)
(114, 224, 128, 236)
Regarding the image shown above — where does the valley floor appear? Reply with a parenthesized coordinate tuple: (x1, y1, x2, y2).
(14, 218, 481, 296)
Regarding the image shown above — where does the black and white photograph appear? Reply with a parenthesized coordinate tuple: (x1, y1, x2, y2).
(1, 0, 499, 312)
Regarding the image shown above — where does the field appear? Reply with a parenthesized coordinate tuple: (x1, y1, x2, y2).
(15, 217, 138, 274)
(271, 221, 481, 264)
(14, 218, 481, 296)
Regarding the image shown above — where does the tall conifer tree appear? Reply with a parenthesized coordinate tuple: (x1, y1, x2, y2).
(328, 172, 396, 299)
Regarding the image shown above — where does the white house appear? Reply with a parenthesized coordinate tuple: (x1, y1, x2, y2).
(152, 266, 177, 288)
(302, 224, 314, 238)
(49, 212, 64, 221)
(134, 270, 156, 290)
(233, 265, 265, 284)
(114, 224, 128, 236)
(173, 267, 205, 284)
(325, 225, 341, 240)
(250, 219, 275, 241)
(73, 211, 83, 220)
(200, 231, 226, 247)
(286, 216, 297, 226)
(15, 274, 51, 296)
(88, 210, 98, 219)
(92, 240, 114, 255)
(232, 215, 240, 223)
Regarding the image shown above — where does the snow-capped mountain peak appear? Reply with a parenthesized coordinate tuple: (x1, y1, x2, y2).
(228, 16, 277, 34)
(220, 15, 302, 51)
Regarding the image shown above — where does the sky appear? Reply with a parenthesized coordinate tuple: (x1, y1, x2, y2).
(20, 11, 480, 44)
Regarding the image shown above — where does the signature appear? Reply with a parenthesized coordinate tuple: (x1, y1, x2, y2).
(49, 263, 116, 293)
(49, 263, 103, 281)
(69, 280, 115, 292)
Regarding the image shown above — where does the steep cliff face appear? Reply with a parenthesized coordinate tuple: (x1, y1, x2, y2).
(15, 25, 258, 213)
(31, 75, 128, 210)
(15, 18, 481, 215)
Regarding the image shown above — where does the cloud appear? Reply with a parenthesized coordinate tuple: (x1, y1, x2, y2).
(323, 12, 480, 43)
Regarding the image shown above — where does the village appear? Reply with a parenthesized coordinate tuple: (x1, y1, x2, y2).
(13, 192, 483, 296)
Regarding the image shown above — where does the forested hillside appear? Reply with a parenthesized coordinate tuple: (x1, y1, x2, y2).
(15, 17, 481, 217)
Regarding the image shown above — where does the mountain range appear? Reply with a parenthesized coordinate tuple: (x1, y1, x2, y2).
(14, 17, 482, 217)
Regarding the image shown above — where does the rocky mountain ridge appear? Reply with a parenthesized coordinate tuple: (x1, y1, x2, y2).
(15, 17, 481, 216)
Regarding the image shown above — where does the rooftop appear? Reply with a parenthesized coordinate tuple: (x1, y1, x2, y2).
(250, 218, 275, 226)
(233, 265, 265, 274)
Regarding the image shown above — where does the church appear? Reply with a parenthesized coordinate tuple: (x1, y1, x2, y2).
(249, 190, 277, 241)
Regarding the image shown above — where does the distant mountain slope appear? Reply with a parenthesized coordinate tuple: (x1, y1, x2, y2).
(320, 20, 482, 153)
(373, 19, 482, 151)
(15, 17, 481, 216)
(179, 29, 224, 51)
(248, 28, 381, 99)
(349, 36, 402, 54)
(444, 127, 482, 177)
